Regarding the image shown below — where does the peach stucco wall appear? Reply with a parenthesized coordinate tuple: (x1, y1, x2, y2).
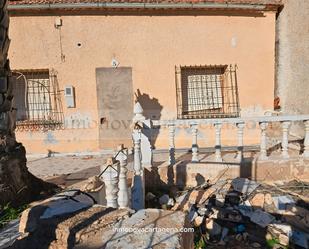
(8, 12, 276, 154)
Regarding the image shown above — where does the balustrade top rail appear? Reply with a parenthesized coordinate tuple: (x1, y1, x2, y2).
(151, 114, 309, 126)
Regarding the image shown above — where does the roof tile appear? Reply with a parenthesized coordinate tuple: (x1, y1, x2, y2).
(9, 0, 282, 6)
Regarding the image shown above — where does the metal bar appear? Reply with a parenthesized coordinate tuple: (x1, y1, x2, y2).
(229, 64, 236, 114)
(234, 64, 241, 115)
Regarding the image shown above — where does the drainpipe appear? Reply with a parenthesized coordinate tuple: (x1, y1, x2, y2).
(8, 2, 269, 11)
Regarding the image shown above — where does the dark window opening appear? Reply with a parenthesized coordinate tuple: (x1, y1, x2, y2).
(12, 69, 64, 131)
(175, 64, 240, 119)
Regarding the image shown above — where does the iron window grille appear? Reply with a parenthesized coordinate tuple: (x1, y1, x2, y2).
(12, 69, 64, 131)
(175, 64, 240, 119)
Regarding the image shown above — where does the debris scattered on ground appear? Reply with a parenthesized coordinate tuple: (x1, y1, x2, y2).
(79, 176, 104, 193)
(159, 194, 170, 205)
(272, 195, 295, 211)
(0, 219, 20, 249)
(145, 192, 156, 201)
(168, 177, 309, 249)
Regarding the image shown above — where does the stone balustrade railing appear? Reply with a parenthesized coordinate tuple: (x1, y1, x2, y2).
(132, 102, 309, 166)
(152, 116, 309, 162)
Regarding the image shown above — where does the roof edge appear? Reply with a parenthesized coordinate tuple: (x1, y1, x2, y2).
(8, 1, 282, 12)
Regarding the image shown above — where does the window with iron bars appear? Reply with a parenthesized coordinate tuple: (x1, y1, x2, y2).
(175, 65, 240, 119)
(12, 69, 64, 131)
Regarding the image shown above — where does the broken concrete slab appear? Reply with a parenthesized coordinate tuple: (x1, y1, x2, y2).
(51, 206, 131, 249)
(232, 178, 260, 196)
(40, 190, 95, 219)
(103, 209, 194, 249)
(0, 219, 20, 249)
(14, 205, 132, 249)
(250, 210, 275, 228)
(272, 195, 295, 211)
(19, 190, 95, 234)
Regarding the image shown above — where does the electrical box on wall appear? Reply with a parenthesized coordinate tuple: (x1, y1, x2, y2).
(64, 86, 75, 108)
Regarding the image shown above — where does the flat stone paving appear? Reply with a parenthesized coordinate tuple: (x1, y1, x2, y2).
(27, 155, 111, 179)
(26, 152, 187, 179)
(25, 152, 186, 187)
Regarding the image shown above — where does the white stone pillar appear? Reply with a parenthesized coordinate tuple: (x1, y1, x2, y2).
(281, 121, 291, 159)
(236, 122, 245, 160)
(132, 129, 142, 175)
(214, 122, 222, 162)
(133, 101, 152, 168)
(131, 129, 144, 210)
(191, 124, 199, 162)
(168, 124, 176, 165)
(259, 122, 268, 160)
(116, 146, 129, 208)
(133, 102, 145, 123)
(101, 158, 120, 208)
(304, 120, 309, 158)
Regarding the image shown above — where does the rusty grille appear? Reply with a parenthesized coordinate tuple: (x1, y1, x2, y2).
(175, 64, 240, 119)
(12, 69, 64, 131)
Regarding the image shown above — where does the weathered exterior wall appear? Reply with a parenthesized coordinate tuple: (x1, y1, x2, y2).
(8, 12, 277, 154)
(276, 0, 309, 115)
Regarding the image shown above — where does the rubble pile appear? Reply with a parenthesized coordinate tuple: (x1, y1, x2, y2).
(151, 178, 309, 249)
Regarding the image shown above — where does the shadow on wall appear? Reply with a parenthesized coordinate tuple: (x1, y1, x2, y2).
(135, 89, 163, 148)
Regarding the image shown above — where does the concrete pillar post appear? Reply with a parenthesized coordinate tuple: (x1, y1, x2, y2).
(116, 145, 129, 208)
(168, 124, 176, 165)
(281, 121, 291, 159)
(214, 122, 222, 162)
(101, 158, 120, 208)
(133, 129, 142, 176)
(131, 129, 144, 210)
(259, 122, 268, 160)
(236, 122, 245, 160)
(304, 120, 309, 158)
(191, 124, 199, 162)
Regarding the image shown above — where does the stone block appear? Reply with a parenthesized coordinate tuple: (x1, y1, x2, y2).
(104, 209, 194, 249)
(252, 158, 292, 182)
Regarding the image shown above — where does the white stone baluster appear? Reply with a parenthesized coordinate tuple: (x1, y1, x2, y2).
(191, 124, 199, 162)
(101, 158, 120, 208)
(236, 122, 245, 160)
(168, 124, 176, 165)
(214, 122, 222, 162)
(133, 129, 142, 176)
(259, 122, 268, 160)
(281, 121, 291, 159)
(116, 145, 129, 208)
(304, 120, 309, 158)
(131, 129, 144, 210)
